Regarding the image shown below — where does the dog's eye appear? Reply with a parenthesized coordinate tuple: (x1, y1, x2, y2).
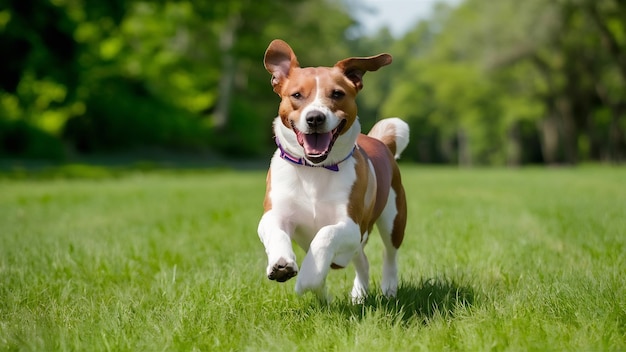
(331, 90, 345, 99)
(291, 92, 302, 99)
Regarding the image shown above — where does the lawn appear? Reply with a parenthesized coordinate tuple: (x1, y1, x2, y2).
(1, 165, 625, 351)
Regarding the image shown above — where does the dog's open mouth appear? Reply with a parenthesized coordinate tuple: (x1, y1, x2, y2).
(291, 119, 347, 164)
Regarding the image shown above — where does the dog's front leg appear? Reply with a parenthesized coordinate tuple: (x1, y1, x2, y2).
(295, 220, 361, 301)
(258, 211, 299, 282)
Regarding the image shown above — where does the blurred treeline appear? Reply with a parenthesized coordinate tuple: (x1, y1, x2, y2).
(1, 0, 624, 165)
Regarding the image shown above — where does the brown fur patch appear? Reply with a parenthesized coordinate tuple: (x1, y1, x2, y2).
(275, 67, 359, 134)
(348, 140, 400, 241)
(356, 134, 393, 227)
(354, 134, 406, 249)
(390, 164, 406, 248)
(347, 149, 369, 237)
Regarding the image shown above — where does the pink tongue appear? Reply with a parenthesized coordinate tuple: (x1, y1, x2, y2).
(303, 132, 332, 155)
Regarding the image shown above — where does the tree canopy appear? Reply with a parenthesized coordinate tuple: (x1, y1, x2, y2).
(1, 0, 624, 165)
(381, 0, 626, 164)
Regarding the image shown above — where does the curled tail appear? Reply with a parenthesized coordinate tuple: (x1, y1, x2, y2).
(367, 117, 410, 159)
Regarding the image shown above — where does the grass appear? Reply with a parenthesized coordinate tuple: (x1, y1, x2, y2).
(1, 164, 625, 351)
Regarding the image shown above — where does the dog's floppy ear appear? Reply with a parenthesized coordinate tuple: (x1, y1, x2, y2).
(264, 39, 300, 94)
(335, 54, 392, 91)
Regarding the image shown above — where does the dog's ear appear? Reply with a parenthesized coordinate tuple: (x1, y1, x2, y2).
(335, 54, 392, 91)
(264, 40, 300, 94)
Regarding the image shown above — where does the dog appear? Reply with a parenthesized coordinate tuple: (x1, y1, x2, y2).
(258, 39, 409, 302)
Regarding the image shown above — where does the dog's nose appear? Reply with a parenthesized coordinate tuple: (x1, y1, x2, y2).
(305, 111, 326, 128)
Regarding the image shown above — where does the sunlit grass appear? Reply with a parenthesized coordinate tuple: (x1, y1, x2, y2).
(1, 165, 625, 350)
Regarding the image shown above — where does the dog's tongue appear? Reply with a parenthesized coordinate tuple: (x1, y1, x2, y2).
(303, 132, 332, 156)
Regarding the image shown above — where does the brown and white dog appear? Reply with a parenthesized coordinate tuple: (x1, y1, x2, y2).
(258, 39, 409, 302)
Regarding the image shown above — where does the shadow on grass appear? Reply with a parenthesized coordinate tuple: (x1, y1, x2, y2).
(336, 276, 476, 325)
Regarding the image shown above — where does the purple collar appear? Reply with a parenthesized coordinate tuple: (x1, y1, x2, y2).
(275, 137, 356, 172)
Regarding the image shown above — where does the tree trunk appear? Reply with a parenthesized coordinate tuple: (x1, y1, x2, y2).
(506, 122, 521, 167)
(556, 97, 578, 164)
(609, 109, 625, 162)
(457, 128, 472, 167)
(538, 115, 560, 164)
(213, 15, 240, 129)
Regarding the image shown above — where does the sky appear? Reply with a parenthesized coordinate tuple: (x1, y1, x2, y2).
(356, 0, 464, 37)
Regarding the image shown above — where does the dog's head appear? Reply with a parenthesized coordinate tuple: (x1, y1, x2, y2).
(264, 39, 392, 165)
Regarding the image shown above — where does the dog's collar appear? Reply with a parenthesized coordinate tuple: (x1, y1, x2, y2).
(275, 137, 356, 172)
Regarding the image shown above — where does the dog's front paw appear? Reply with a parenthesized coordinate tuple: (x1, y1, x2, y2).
(267, 257, 298, 282)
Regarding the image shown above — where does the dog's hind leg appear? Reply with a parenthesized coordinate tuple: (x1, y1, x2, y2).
(381, 243, 398, 297)
(376, 187, 406, 298)
(351, 243, 369, 303)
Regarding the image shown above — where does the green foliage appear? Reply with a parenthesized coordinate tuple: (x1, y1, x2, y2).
(0, 0, 356, 159)
(211, 99, 274, 157)
(372, 0, 626, 165)
(0, 119, 65, 160)
(62, 77, 209, 152)
(1, 166, 625, 350)
(1, 0, 625, 164)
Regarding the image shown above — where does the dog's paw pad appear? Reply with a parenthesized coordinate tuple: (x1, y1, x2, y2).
(268, 258, 298, 282)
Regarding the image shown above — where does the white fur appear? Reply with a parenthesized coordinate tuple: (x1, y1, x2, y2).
(259, 117, 405, 302)
(258, 128, 362, 300)
(377, 188, 400, 297)
(274, 115, 360, 167)
(296, 77, 337, 135)
(367, 117, 410, 159)
(260, 40, 407, 302)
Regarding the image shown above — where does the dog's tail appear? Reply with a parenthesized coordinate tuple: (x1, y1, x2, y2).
(367, 117, 410, 159)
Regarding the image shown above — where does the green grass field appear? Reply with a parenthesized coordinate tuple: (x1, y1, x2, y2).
(1, 165, 625, 351)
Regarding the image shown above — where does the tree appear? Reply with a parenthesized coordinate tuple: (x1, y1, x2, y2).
(377, 0, 626, 165)
(0, 0, 358, 158)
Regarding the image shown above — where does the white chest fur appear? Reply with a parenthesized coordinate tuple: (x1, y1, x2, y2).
(268, 153, 359, 250)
